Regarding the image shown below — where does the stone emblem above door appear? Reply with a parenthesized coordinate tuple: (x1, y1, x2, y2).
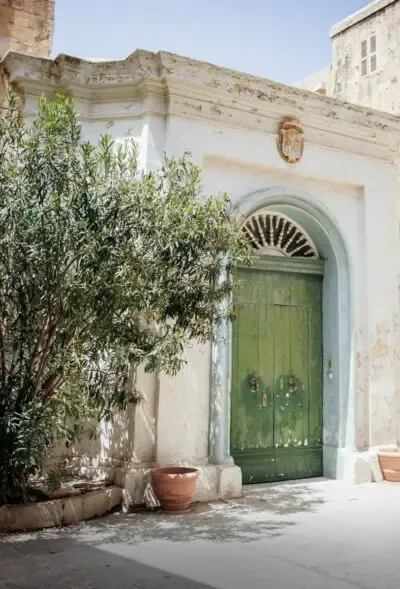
(277, 119, 304, 164)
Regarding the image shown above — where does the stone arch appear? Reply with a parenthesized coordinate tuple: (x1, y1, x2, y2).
(209, 187, 355, 482)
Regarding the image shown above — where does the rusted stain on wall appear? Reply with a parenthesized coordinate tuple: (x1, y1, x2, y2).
(371, 324, 391, 362)
(183, 101, 202, 112)
(210, 105, 222, 115)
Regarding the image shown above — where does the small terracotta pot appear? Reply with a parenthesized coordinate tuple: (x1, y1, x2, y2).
(377, 449, 400, 482)
(151, 466, 200, 512)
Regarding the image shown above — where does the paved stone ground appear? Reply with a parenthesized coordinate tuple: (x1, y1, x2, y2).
(1, 478, 399, 589)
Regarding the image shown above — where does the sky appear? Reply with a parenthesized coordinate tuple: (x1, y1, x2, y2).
(53, 0, 371, 85)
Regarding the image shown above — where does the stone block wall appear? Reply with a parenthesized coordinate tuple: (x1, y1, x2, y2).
(0, 0, 55, 59)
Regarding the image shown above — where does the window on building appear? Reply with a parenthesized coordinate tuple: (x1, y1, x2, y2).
(370, 34, 377, 72)
(361, 40, 367, 58)
(361, 58, 368, 76)
(370, 34, 377, 54)
(361, 33, 377, 76)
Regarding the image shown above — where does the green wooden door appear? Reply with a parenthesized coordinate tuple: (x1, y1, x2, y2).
(231, 260, 323, 484)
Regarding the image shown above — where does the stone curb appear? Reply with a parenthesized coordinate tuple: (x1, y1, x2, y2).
(0, 486, 122, 533)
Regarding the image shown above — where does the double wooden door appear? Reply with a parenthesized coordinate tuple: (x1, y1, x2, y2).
(231, 260, 323, 484)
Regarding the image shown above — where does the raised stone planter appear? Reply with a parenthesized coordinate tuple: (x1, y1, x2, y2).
(0, 486, 122, 533)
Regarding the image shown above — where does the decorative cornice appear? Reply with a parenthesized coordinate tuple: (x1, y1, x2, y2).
(2, 48, 400, 160)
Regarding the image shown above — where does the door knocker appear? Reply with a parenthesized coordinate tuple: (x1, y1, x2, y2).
(250, 376, 259, 393)
(289, 374, 297, 393)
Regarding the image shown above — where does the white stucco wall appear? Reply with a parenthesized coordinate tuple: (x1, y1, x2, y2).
(3, 48, 400, 496)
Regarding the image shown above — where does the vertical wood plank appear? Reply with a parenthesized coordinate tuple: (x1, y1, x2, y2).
(308, 278, 323, 448)
(273, 271, 292, 306)
(290, 305, 309, 449)
(273, 304, 291, 450)
(258, 303, 274, 449)
(231, 302, 259, 451)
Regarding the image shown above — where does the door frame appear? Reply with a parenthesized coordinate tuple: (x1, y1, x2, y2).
(208, 188, 353, 483)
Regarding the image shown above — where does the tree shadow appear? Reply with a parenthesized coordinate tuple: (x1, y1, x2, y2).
(111, 477, 327, 543)
(83, 506, 296, 544)
(238, 482, 326, 515)
(2, 500, 297, 546)
(45, 367, 157, 484)
(0, 481, 326, 547)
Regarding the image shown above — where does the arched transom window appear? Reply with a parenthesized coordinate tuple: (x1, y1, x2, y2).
(242, 211, 319, 259)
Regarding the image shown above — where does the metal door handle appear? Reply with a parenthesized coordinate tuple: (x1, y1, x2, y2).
(289, 374, 297, 393)
(250, 376, 259, 393)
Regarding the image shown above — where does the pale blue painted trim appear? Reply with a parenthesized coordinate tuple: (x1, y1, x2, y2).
(208, 256, 234, 465)
(208, 187, 355, 478)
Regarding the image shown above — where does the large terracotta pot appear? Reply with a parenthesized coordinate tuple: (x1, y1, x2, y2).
(377, 449, 400, 482)
(151, 467, 200, 512)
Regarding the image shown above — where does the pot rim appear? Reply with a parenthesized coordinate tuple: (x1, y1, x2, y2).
(151, 466, 200, 478)
(377, 449, 400, 457)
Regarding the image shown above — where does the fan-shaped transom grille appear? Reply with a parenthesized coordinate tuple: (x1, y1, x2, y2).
(242, 211, 319, 259)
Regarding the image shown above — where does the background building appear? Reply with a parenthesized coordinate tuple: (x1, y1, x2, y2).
(295, 0, 400, 113)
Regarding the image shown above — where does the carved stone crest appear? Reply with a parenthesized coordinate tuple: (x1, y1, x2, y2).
(277, 119, 304, 164)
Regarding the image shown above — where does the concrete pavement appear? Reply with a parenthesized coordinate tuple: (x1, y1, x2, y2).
(1, 478, 399, 588)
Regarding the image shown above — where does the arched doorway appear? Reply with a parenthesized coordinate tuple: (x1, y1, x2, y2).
(208, 188, 353, 485)
(231, 211, 324, 483)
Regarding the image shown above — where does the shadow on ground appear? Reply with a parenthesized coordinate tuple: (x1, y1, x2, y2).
(0, 537, 213, 589)
(239, 483, 326, 515)
(1, 481, 326, 547)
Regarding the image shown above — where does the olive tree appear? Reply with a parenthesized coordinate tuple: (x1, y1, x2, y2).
(0, 91, 250, 504)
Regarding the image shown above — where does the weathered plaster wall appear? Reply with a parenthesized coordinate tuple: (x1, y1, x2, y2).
(156, 343, 211, 465)
(141, 68, 400, 479)
(193, 126, 398, 453)
(3, 49, 400, 494)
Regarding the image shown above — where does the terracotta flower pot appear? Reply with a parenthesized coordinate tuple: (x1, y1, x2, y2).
(377, 449, 400, 482)
(151, 466, 200, 512)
